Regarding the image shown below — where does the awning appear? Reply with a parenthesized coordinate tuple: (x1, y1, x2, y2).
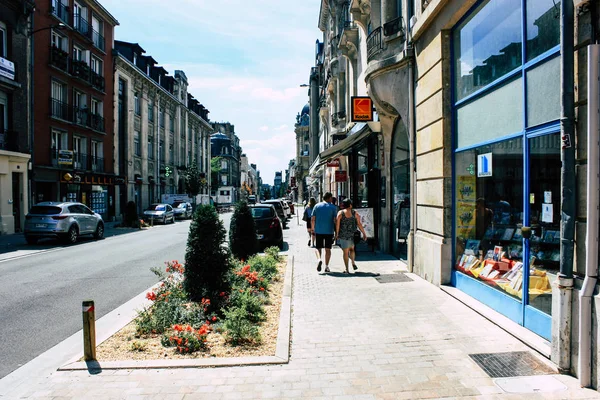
(308, 155, 324, 176)
(319, 122, 372, 161)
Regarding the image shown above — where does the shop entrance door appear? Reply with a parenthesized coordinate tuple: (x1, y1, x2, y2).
(522, 133, 561, 339)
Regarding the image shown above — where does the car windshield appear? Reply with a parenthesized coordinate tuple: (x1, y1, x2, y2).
(251, 208, 272, 218)
(29, 206, 62, 215)
(172, 202, 184, 208)
(147, 204, 165, 211)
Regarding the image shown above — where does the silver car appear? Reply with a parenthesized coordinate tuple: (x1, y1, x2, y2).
(24, 202, 104, 245)
(172, 201, 192, 219)
(143, 203, 175, 224)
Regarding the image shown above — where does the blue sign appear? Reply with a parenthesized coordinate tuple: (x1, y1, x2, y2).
(477, 153, 492, 177)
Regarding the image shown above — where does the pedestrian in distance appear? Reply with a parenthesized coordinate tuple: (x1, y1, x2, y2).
(310, 192, 338, 273)
(303, 197, 317, 247)
(334, 198, 367, 273)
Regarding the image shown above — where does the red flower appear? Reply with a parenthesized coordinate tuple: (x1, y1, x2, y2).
(212, 316, 217, 322)
(260, 287, 265, 291)
(146, 292, 157, 301)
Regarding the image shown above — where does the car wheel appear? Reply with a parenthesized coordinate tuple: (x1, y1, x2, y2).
(278, 238, 284, 250)
(63, 225, 78, 244)
(25, 235, 38, 245)
(93, 223, 104, 240)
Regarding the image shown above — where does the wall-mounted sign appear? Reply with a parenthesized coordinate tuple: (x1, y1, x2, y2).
(327, 158, 340, 167)
(335, 170, 347, 182)
(0, 57, 15, 80)
(331, 134, 346, 146)
(351, 96, 373, 122)
(477, 153, 492, 177)
(58, 150, 74, 166)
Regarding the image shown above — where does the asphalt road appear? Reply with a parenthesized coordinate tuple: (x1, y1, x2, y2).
(0, 212, 233, 379)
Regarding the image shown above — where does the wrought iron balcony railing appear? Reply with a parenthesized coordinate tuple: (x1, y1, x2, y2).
(73, 13, 92, 40)
(49, 45, 69, 72)
(50, 0, 69, 25)
(71, 59, 91, 81)
(50, 149, 104, 171)
(92, 29, 105, 52)
(90, 70, 105, 92)
(367, 26, 383, 61)
(90, 113, 105, 132)
(50, 98, 69, 120)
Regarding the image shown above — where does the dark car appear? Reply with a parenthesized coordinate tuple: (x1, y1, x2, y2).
(261, 199, 287, 228)
(172, 201, 193, 219)
(24, 202, 104, 245)
(250, 204, 283, 249)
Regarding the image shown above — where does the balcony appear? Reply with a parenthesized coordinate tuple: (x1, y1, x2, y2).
(90, 70, 105, 92)
(91, 156, 104, 172)
(90, 113, 105, 132)
(92, 29, 105, 52)
(0, 130, 29, 153)
(338, 1, 352, 35)
(71, 59, 91, 82)
(49, 46, 69, 72)
(367, 26, 383, 62)
(50, 98, 69, 121)
(383, 16, 405, 40)
(50, 0, 69, 25)
(73, 13, 92, 40)
(51, 149, 104, 171)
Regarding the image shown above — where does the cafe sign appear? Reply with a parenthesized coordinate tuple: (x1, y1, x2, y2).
(327, 158, 340, 167)
(335, 170, 348, 182)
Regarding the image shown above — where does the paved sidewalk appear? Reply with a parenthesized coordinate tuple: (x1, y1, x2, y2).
(1, 209, 599, 399)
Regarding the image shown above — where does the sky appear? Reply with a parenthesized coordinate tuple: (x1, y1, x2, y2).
(102, 0, 322, 186)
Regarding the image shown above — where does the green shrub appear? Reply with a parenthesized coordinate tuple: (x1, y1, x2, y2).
(184, 205, 231, 303)
(248, 254, 278, 280)
(227, 288, 266, 323)
(264, 246, 281, 262)
(229, 201, 258, 261)
(222, 307, 261, 345)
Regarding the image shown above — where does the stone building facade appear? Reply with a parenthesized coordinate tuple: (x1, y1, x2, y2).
(0, 0, 34, 234)
(210, 122, 241, 205)
(113, 41, 212, 216)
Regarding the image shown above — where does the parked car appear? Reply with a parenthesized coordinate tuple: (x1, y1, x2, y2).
(247, 195, 257, 205)
(279, 199, 291, 218)
(250, 204, 283, 249)
(24, 202, 104, 245)
(286, 200, 295, 215)
(261, 199, 287, 228)
(172, 201, 193, 219)
(143, 203, 175, 224)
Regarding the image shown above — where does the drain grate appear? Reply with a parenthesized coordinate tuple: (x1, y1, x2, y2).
(469, 351, 556, 378)
(374, 273, 413, 284)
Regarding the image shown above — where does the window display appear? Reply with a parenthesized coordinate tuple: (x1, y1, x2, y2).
(91, 189, 107, 216)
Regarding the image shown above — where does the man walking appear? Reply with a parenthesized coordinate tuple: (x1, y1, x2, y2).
(310, 192, 338, 273)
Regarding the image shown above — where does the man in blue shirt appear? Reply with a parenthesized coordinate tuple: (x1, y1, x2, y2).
(310, 192, 338, 273)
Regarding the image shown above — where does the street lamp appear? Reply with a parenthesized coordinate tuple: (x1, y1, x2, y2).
(29, 22, 66, 36)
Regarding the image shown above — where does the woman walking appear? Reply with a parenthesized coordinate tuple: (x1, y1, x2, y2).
(334, 198, 367, 273)
(303, 197, 317, 247)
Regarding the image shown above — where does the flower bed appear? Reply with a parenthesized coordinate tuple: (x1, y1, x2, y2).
(95, 248, 286, 361)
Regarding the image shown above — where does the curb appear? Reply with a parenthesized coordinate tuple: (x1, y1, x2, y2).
(58, 255, 294, 371)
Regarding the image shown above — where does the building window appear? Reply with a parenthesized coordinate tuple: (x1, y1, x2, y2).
(90, 98, 104, 131)
(134, 130, 141, 156)
(73, 136, 86, 169)
(51, 129, 67, 165)
(91, 140, 103, 171)
(91, 15, 104, 51)
(51, 29, 67, 52)
(169, 115, 174, 132)
(51, 80, 67, 119)
(221, 159, 227, 170)
(159, 108, 165, 128)
(72, 44, 87, 63)
(148, 136, 154, 159)
(169, 143, 174, 163)
(159, 139, 165, 161)
(148, 100, 154, 122)
(134, 92, 140, 115)
(91, 56, 103, 75)
(73, 90, 87, 125)
(0, 22, 6, 58)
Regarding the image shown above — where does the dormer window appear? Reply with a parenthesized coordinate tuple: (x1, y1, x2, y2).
(133, 53, 137, 64)
(146, 65, 149, 75)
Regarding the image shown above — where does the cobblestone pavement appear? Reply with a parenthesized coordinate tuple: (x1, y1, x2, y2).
(1, 208, 599, 399)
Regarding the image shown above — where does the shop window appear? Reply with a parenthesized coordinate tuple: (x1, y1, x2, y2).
(454, 137, 524, 295)
(526, 56, 560, 127)
(526, 0, 560, 61)
(453, 0, 522, 101)
(456, 77, 523, 149)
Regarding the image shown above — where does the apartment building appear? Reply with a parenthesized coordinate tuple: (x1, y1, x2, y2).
(0, 1, 34, 234)
(210, 122, 241, 205)
(32, 0, 118, 221)
(113, 41, 212, 216)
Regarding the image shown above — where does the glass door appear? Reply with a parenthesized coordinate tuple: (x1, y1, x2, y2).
(523, 133, 560, 339)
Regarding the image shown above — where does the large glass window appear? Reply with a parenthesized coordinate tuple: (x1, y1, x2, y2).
(526, 0, 560, 61)
(455, 138, 524, 294)
(453, 0, 522, 101)
(526, 56, 560, 127)
(456, 77, 523, 149)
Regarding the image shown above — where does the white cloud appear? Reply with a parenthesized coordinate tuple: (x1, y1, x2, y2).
(103, 0, 321, 183)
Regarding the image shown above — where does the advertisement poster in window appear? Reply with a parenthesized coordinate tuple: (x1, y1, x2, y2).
(456, 175, 477, 238)
(354, 208, 374, 238)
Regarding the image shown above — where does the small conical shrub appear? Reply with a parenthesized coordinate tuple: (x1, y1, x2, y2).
(184, 204, 231, 302)
(229, 201, 258, 261)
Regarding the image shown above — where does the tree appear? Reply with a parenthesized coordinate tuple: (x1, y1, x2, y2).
(184, 205, 231, 302)
(229, 201, 258, 260)
(211, 157, 222, 192)
(185, 159, 201, 208)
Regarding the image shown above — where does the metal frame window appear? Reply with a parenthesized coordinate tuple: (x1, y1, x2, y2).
(0, 22, 6, 58)
(451, 0, 562, 341)
(134, 130, 141, 156)
(134, 92, 140, 115)
(91, 55, 102, 75)
(51, 29, 67, 52)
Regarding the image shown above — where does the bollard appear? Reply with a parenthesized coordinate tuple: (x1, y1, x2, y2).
(82, 300, 96, 361)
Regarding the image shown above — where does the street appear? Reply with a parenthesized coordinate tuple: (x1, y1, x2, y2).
(0, 212, 234, 379)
